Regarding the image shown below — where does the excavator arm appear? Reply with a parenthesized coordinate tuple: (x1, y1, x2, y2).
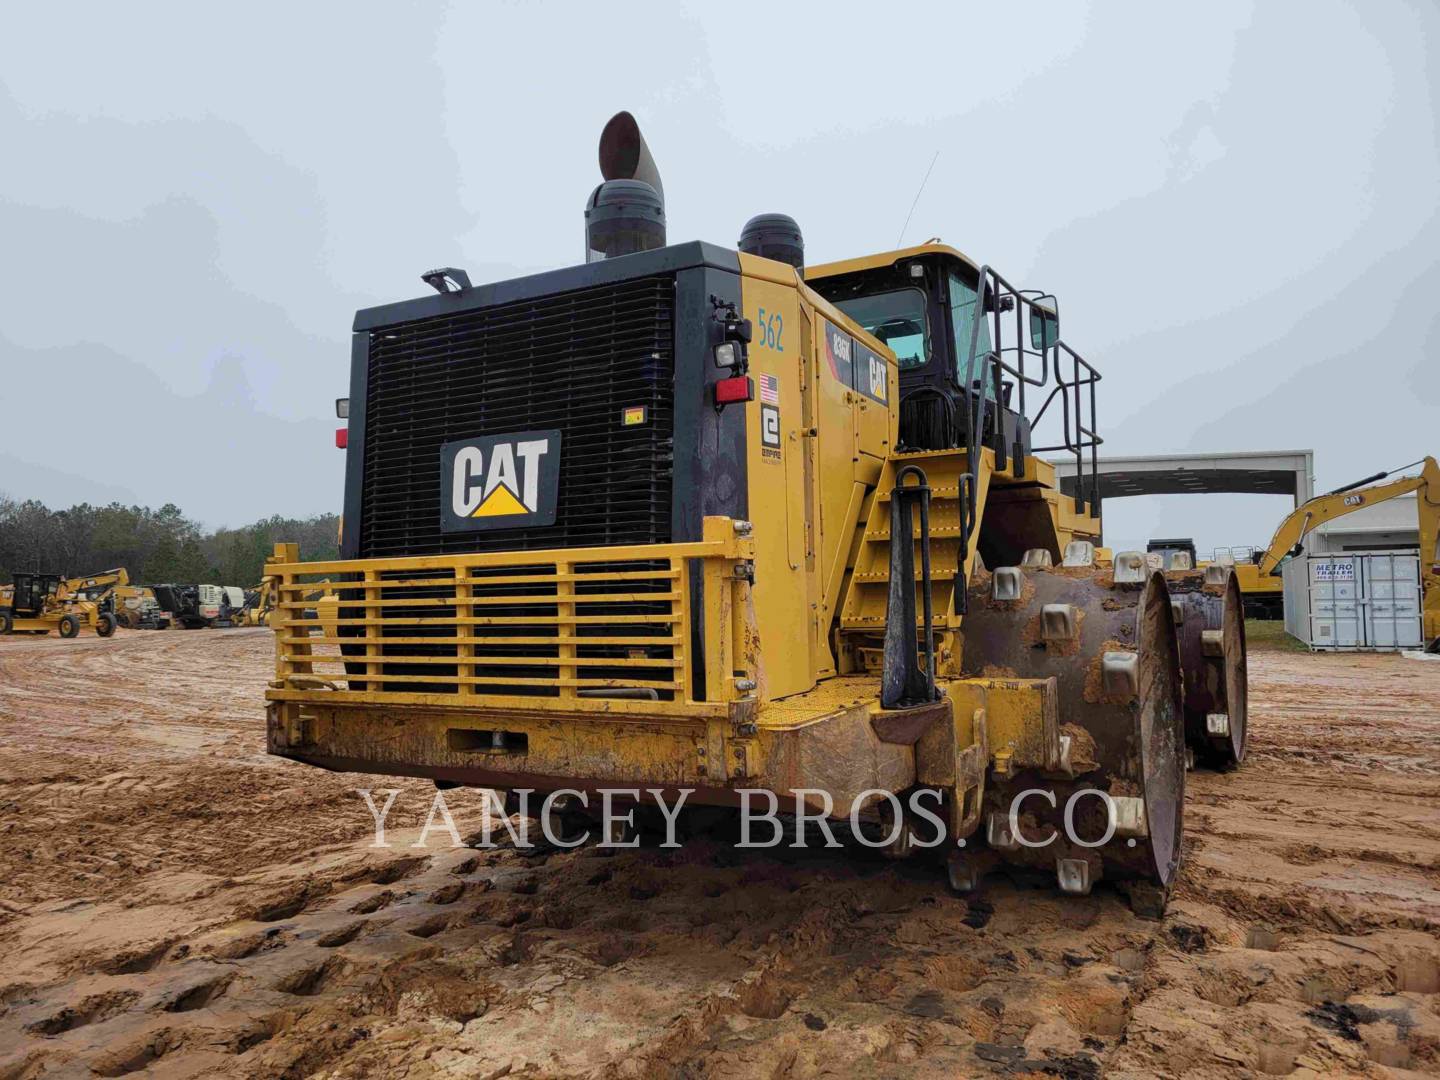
(1256, 457, 1439, 650)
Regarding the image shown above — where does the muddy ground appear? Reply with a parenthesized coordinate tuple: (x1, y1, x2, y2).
(0, 628, 1436, 1079)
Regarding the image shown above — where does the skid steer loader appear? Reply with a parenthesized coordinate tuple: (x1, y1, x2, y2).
(263, 113, 1248, 911)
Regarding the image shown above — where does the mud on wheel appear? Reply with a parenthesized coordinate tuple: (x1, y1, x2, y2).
(1166, 565, 1248, 769)
(958, 557, 1186, 915)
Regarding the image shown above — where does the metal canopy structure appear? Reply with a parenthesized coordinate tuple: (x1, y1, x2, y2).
(1051, 450, 1314, 508)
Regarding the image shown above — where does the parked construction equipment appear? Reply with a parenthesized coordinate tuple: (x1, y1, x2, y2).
(239, 579, 275, 627)
(65, 570, 171, 630)
(1214, 550, 1285, 620)
(152, 583, 245, 629)
(0, 571, 119, 638)
(238, 577, 332, 627)
(110, 586, 171, 629)
(263, 112, 1250, 911)
(1252, 456, 1440, 651)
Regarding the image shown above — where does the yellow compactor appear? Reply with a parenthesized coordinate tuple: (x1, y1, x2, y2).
(264, 114, 1248, 911)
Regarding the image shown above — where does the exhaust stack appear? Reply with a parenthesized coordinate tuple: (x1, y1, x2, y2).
(739, 213, 804, 269)
(598, 111, 664, 201)
(586, 111, 666, 261)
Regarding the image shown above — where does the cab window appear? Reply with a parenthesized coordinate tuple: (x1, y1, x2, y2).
(950, 274, 994, 396)
(830, 287, 929, 369)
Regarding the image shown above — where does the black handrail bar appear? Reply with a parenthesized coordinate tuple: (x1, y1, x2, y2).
(959, 268, 1103, 542)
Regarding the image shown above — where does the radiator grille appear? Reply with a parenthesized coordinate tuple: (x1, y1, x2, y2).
(359, 275, 676, 557)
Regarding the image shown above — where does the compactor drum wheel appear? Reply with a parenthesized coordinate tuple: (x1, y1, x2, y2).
(1169, 568, 1248, 768)
(58, 614, 81, 639)
(0, 611, 11, 635)
(960, 565, 1186, 914)
(96, 612, 118, 638)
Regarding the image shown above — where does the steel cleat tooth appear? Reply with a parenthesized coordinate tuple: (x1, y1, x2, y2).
(946, 849, 981, 892)
(1062, 540, 1095, 568)
(1040, 603, 1078, 644)
(602, 817, 636, 845)
(1206, 712, 1230, 737)
(993, 566, 1024, 601)
(991, 747, 1016, 780)
(1056, 857, 1093, 896)
(1203, 563, 1229, 586)
(1110, 795, 1148, 838)
(1201, 629, 1224, 657)
(1101, 650, 1139, 700)
(1168, 552, 1193, 570)
(883, 820, 919, 860)
(1144, 552, 1165, 572)
(986, 811, 1020, 852)
(1054, 733, 1074, 777)
(1185, 747, 1196, 771)
(1171, 599, 1185, 625)
(1113, 551, 1148, 584)
(1021, 548, 1054, 568)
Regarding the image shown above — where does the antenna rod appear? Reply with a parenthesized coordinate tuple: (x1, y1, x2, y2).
(896, 150, 939, 248)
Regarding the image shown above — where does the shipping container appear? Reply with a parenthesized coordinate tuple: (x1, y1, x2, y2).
(1282, 549, 1422, 650)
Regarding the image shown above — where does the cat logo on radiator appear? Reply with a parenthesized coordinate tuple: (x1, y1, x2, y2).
(441, 430, 562, 532)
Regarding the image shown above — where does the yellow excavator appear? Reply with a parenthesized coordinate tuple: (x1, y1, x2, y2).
(262, 113, 1250, 913)
(1248, 456, 1439, 650)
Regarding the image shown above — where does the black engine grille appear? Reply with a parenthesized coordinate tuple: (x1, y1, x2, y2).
(358, 275, 676, 558)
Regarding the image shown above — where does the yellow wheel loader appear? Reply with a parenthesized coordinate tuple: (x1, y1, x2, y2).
(263, 113, 1249, 911)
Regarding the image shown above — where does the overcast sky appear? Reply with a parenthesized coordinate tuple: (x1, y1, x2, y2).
(2, 1, 1436, 553)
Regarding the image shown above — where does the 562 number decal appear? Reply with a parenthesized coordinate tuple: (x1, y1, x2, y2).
(755, 308, 784, 352)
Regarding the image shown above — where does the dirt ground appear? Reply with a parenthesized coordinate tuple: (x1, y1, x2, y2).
(0, 628, 1436, 1079)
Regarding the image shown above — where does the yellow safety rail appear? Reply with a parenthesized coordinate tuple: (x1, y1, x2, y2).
(264, 517, 754, 718)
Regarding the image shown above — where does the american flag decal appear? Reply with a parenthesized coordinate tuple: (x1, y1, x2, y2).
(758, 373, 780, 405)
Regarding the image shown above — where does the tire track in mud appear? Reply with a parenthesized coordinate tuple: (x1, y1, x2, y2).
(1, 633, 1439, 1077)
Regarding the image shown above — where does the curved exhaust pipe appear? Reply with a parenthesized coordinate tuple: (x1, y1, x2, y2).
(598, 111, 663, 203)
(586, 111, 666, 261)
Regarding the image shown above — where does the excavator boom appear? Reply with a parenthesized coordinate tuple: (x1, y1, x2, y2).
(1256, 456, 1439, 649)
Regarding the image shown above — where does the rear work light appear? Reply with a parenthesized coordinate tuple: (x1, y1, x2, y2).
(335, 427, 348, 449)
(714, 376, 754, 406)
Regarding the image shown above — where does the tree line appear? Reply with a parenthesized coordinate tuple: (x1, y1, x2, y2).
(0, 494, 340, 587)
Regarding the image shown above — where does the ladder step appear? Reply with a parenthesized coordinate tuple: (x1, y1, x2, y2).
(876, 486, 963, 502)
(853, 570, 959, 582)
(866, 526, 964, 541)
(841, 615, 964, 628)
